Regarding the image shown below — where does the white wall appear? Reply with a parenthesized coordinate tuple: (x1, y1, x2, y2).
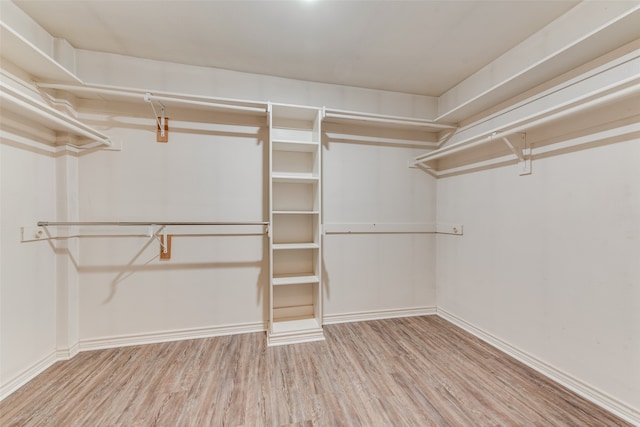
(0, 139, 58, 398)
(0, 51, 440, 392)
(73, 100, 437, 341)
(323, 140, 436, 317)
(75, 50, 437, 120)
(76, 106, 269, 341)
(436, 133, 640, 411)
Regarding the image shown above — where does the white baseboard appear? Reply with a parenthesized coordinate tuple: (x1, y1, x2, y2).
(56, 342, 80, 360)
(79, 321, 267, 352)
(1, 322, 266, 401)
(323, 306, 436, 325)
(78, 308, 437, 352)
(0, 308, 433, 402)
(437, 308, 640, 426)
(0, 351, 57, 401)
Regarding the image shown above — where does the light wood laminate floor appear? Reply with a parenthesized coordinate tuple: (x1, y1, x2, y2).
(0, 316, 631, 426)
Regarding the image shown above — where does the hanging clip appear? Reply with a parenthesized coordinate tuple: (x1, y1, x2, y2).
(161, 229, 168, 254)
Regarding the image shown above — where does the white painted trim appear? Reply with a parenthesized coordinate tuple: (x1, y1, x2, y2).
(266, 329, 325, 347)
(0, 129, 57, 153)
(0, 351, 57, 401)
(78, 321, 267, 352)
(437, 308, 640, 426)
(323, 306, 436, 325)
(56, 342, 79, 361)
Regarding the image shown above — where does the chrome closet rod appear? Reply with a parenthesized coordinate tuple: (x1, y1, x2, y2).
(37, 221, 269, 226)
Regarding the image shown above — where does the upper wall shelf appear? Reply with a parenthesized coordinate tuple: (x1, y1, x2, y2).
(411, 48, 640, 176)
(0, 76, 111, 148)
(323, 107, 456, 132)
(37, 83, 270, 116)
(0, 21, 81, 84)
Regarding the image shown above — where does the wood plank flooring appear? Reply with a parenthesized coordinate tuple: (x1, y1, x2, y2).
(0, 316, 631, 426)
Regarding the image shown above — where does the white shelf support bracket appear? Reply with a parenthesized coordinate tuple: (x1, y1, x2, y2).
(502, 133, 531, 176)
(436, 128, 457, 148)
(148, 224, 168, 253)
(144, 92, 167, 140)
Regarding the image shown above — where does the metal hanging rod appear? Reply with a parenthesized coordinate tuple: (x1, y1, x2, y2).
(37, 221, 269, 227)
(412, 81, 640, 166)
(0, 81, 112, 149)
(36, 83, 269, 113)
(323, 107, 457, 130)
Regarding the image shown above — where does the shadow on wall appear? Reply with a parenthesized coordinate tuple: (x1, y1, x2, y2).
(67, 233, 268, 305)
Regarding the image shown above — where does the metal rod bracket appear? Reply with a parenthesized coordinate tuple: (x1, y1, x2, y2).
(145, 92, 168, 142)
(501, 133, 531, 176)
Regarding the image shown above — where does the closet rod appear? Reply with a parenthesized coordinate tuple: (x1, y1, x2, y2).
(37, 221, 268, 227)
(36, 83, 268, 114)
(0, 82, 112, 148)
(412, 81, 640, 165)
(324, 110, 457, 130)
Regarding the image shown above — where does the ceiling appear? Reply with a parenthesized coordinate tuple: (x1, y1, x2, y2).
(13, 0, 581, 97)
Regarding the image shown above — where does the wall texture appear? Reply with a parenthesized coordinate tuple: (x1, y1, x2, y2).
(1, 52, 440, 396)
(0, 140, 58, 398)
(1, 17, 637, 419)
(323, 141, 436, 318)
(76, 106, 269, 342)
(74, 102, 436, 342)
(436, 132, 640, 412)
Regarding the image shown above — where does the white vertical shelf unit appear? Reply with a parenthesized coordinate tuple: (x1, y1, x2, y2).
(267, 103, 324, 346)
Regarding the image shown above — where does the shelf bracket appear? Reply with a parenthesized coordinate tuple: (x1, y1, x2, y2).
(436, 128, 457, 148)
(148, 224, 170, 258)
(145, 93, 168, 142)
(501, 133, 531, 175)
(161, 229, 168, 254)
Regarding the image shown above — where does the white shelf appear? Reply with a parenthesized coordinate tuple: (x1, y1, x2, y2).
(267, 316, 324, 346)
(271, 317, 322, 334)
(272, 173, 319, 183)
(0, 23, 82, 84)
(273, 274, 320, 286)
(272, 243, 319, 250)
(323, 107, 456, 132)
(271, 103, 321, 121)
(0, 79, 111, 148)
(273, 210, 319, 215)
(411, 53, 640, 173)
(272, 139, 319, 152)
